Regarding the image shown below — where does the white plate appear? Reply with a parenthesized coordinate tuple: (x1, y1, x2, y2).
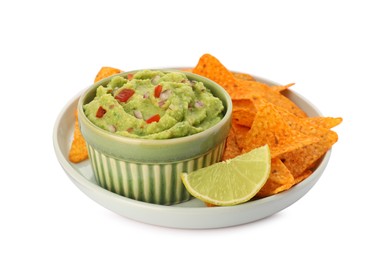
(53, 75, 331, 229)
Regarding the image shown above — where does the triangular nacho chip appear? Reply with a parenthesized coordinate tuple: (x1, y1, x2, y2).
(271, 83, 295, 92)
(232, 98, 257, 127)
(305, 117, 343, 129)
(233, 79, 307, 118)
(222, 129, 242, 161)
(69, 110, 89, 163)
(233, 72, 256, 81)
(193, 54, 237, 95)
(231, 123, 250, 150)
(279, 129, 338, 179)
(94, 66, 122, 83)
(256, 158, 295, 197)
(243, 102, 319, 157)
(293, 170, 313, 185)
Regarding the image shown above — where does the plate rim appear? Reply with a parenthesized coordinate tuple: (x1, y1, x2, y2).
(53, 72, 331, 229)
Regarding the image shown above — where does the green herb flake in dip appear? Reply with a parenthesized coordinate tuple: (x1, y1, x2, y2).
(83, 70, 225, 139)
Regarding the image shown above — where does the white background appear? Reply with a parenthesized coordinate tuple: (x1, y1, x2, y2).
(1, 0, 389, 259)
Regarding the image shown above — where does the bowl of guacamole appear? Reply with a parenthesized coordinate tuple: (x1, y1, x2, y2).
(78, 69, 232, 205)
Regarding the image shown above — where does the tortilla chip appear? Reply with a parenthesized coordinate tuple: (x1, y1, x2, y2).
(69, 110, 89, 163)
(222, 129, 242, 161)
(243, 102, 319, 157)
(261, 105, 339, 179)
(233, 79, 307, 118)
(193, 54, 237, 95)
(233, 72, 256, 81)
(293, 170, 313, 185)
(231, 123, 250, 150)
(305, 117, 343, 129)
(279, 129, 338, 179)
(256, 158, 295, 198)
(232, 99, 257, 127)
(271, 83, 295, 92)
(270, 104, 341, 134)
(94, 66, 122, 83)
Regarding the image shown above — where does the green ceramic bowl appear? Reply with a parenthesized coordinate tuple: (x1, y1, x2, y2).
(77, 70, 232, 205)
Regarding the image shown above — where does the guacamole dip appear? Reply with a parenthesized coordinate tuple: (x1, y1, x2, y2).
(83, 70, 225, 139)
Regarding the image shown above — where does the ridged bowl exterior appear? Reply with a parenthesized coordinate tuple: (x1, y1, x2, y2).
(87, 141, 226, 205)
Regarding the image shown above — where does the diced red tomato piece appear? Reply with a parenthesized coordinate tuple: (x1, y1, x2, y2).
(127, 74, 133, 80)
(96, 106, 106, 118)
(115, 88, 135, 102)
(146, 114, 160, 124)
(154, 85, 162, 98)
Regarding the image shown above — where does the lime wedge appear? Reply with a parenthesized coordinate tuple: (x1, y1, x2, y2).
(180, 145, 271, 206)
